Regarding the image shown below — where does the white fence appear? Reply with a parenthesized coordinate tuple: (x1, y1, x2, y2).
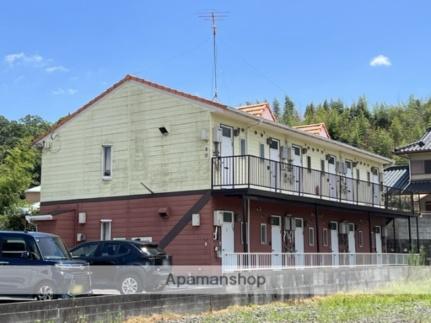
(222, 252, 418, 272)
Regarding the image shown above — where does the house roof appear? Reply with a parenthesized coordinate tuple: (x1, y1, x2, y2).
(237, 103, 276, 122)
(25, 186, 41, 193)
(384, 165, 409, 191)
(395, 128, 431, 155)
(405, 181, 431, 194)
(293, 123, 331, 139)
(35, 74, 393, 164)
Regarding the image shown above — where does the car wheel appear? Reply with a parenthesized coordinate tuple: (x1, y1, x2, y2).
(119, 274, 142, 295)
(35, 281, 55, 301)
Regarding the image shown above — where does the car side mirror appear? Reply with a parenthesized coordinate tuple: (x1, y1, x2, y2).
(20, 251, 30, 259)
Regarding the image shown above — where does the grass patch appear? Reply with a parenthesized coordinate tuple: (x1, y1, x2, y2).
(125, 280, 431, 322)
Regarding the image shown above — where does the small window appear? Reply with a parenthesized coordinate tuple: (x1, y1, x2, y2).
(269, 139, 279, 150)
(308, 227, 315, 246)
(221, 126, 232, 138)
(358, 230, 364, 247)
(100, 220, 112, 240)
(293, 146, 301, 156)
(307, 156, 312, 172)
(223, 212, 233, 223)
(328, 156, 335, 165)
(322, 228, 328, 246)
(260, 223, 267, 244)
(240, 139, 246, 155)
(425, 160, 431, 174)
(271, 216, 280, 226)
(259, 144, 265, 159)
(102, 146, 112, 178)
(295, 218, 303, 228)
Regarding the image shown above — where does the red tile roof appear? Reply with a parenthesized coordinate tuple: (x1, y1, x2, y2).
(293, 123, 331, 139)
(237, 103, 276, 121)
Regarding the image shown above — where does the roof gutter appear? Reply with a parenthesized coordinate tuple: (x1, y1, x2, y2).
(25, 215, 53, 223)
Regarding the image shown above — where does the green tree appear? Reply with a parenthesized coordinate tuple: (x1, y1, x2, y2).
(281, 96, 300, 126)
(272, 99, 281, 120)
(0, 137, 37, 216)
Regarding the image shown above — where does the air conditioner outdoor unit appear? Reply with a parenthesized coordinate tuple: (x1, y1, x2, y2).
(339, 222, 348, 234)
(78, 212, 86, 224)
(76, 233, 86, 242)
(213, 210, 224, 226)
(212, 127, 222, 143)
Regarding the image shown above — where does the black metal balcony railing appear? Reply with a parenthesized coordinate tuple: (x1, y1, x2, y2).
(211, 155, 413, 214)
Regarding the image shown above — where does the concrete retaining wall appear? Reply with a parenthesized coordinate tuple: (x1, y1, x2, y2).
(0, 266, 419, 323)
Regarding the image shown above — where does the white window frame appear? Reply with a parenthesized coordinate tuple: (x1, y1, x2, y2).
(308, 227, 315, 246)
(322, 228, 328, 246)
(102, 145, 112, 180)
(260, 223, 267, 245)
(100, 219, 112, 240)
(358, 230, 364, 247)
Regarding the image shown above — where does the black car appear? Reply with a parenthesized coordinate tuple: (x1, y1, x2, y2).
(0, 231, 91, 300)
(70, 240, 171, 294)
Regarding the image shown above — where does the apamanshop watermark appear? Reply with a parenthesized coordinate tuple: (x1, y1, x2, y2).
(166, 272, 266, 288)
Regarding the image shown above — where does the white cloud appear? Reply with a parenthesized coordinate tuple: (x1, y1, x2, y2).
(52, 88, 77, 96)
(45, 65, 69, 73)
(4, 52, 44, 66)
(370, 55, 391, 67)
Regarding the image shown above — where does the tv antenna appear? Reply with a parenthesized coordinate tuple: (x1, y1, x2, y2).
(199, 11, 228, 101)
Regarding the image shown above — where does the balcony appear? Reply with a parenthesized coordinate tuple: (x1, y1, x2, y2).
(211, 155, 414, 214)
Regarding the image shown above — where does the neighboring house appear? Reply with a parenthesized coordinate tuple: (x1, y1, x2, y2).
(384, 128, 431, 254)
(32, 75, 416, 266)
(293, 123, 331, 139)
(24, 185, 41, 213)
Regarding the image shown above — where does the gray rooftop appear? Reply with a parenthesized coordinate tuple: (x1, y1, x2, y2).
(384, 165, 410, 191)
(395, 128, 431, 154)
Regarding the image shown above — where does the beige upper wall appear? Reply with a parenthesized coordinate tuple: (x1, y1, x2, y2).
(40, 78, 390, 202)
(211, 113, 386, 182)
(41, 80, 212, 202)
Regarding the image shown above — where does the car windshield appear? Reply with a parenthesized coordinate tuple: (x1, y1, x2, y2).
(35, 236, 70, 260)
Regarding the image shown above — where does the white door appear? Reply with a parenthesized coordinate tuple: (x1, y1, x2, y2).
(330, 221, 339, 265)
(271, 216, 282, 267)
(347, 223, 356, 265)
(372, 171, 380, 206)
(345, 161, 354, 202)
(374, 226, 382, 265)
(294, 218, 304, 266)
(221, 211, 235, 270)
(220, 125, 234, 188)
(269, 140, 280, 190)
(292, 146, 302, 193)
(328, 156, 337, 199)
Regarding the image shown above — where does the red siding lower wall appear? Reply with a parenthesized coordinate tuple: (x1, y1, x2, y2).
(39, 194, 388, 266)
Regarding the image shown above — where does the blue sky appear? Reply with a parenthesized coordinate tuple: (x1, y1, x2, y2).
(0, 1, 430, 122)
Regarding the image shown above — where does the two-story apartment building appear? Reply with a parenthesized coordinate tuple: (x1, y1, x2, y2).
(32, 75, 416, 267)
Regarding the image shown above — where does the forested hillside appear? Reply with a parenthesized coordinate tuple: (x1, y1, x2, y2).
(272, 96, 429, 163)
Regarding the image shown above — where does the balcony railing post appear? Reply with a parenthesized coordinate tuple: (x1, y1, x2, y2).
(339, 175, 342, 202)
(211, 157, 214, 189)
(372, 183, 375, 207)
(232, 156, 235, 188)
(248, 155, 251, 189)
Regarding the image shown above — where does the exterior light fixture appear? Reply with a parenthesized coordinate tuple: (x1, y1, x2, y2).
(159, 127, 169, 135)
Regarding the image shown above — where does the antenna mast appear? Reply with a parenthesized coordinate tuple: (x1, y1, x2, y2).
(199, 11, 228, 101)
